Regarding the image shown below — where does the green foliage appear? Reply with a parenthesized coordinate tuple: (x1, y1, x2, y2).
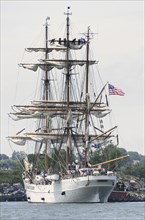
(0, 159, 20, 170)
(0, 154, 9, 160)
(122, 162, 145, 179)
(27, 150, 67, 173)
(0, 148, 144, 185)
(0, 170, 22, 185)
(27, 153, 45, 171)
(89, 144, 124, 171)
(11, 151, 26, 160)
(50, 149, 67, 173)
(0, 158, 23, 185)
(127, 151, 145, 163)
(89, 145, 145, 178)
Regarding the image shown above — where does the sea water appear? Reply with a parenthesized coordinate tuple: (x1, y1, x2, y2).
(0, 201, 145, 220)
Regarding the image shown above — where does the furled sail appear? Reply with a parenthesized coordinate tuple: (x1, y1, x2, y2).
(7, 126, 117, 147)
(31, 100, 106, 107)
(19, 64, 39, 71)
(26, 44, 84, 52)
(26, 45, 66, 53)
(91, 110, 111, 118)
(19, 60, 97, 72)
(43, 59, 97, 67)
(9, 104, 111, 121)
(19, 64, 54, 72)
(69, 43, 84, 50)
(8, 137, 27, 145)
(9, 112, 44, 121)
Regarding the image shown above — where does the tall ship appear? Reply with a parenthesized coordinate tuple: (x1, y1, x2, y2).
(8, 7, 120, 203)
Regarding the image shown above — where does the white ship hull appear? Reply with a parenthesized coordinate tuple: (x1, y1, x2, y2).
(24, 175, 116, 203)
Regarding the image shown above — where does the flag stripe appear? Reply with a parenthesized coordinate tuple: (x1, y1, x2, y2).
(108, 84, 125, 96)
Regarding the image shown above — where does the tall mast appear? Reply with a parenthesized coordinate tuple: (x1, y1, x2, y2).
(44, 17, 50, 172)
(84, 27, 90, 167)
(65, 7, 72, 166)
(85, 26, 90, 96)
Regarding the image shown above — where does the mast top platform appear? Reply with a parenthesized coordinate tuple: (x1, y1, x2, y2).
(64, 6, 72, 16)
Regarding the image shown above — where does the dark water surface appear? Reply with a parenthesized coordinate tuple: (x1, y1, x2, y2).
(0, 201, 145, 220)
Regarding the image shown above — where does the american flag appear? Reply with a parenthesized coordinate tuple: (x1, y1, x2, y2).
(108, 84, 125, 96)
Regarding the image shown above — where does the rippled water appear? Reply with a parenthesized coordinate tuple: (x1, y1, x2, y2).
(1, 201, 145, 220)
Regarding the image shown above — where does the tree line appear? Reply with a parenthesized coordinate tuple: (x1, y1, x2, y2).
(0, 145, 145, 184)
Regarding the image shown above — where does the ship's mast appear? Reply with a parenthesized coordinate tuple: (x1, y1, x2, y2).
(84, 27, 91, 167)
(65, 7, 72, 166)
(44, 17, 50, 172)
(85, 27, 90, 96)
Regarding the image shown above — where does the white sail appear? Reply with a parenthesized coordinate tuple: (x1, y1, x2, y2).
(43, 59, 97, 67)
(26, 46, 66, 53)
(8, 137, 27, 145)
(19, 64, 54, 72)
(91, 110, 111, 118)
(19, 60, 96, 72)
(31, 100, 107, 108)
(25, 43, 85, 53)
(20, 64, 39, 71)
(8, 125, 115, 146)
(69, 43, 84, 50)
(9, 112, 43, 120)
(9, 105, 110, 121)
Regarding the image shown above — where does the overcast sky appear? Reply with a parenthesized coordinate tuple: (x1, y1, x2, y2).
(1, 1, 144, 156)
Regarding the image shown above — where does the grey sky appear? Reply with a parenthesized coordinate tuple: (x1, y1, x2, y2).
(1, 1, 144, 156)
